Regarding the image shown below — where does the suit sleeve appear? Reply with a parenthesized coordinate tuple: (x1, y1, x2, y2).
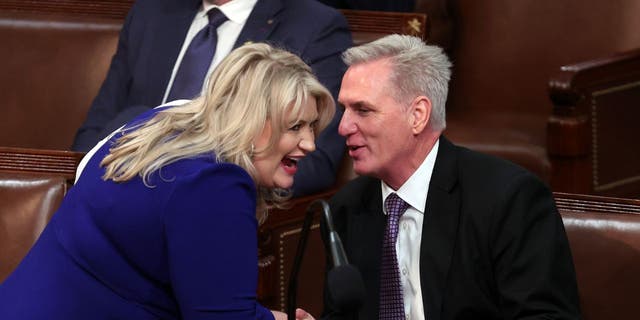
(292, 11, 352, 196)
(491, 173, 581, 319)
(163, 164, 274, 320)
(71, 1, 152, 151)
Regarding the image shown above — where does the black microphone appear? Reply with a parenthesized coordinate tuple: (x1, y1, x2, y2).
(322, 203, 348, 267)
(287, 199, 365, 319)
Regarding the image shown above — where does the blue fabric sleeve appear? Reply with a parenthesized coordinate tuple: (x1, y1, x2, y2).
(163, 163, 273, 320)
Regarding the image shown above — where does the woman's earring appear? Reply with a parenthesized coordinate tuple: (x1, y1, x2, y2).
(250, 143, 255, 158)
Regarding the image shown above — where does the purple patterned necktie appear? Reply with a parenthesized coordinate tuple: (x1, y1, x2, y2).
(379, 192, 410, 320)
(167, 8, 228, 101)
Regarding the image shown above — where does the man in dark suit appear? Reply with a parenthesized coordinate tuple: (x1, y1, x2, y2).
(72, 0, 352, 196)
(299, 35, 581, 319)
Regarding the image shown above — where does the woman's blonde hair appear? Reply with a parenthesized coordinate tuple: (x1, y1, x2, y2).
(100, 43, 335, 221)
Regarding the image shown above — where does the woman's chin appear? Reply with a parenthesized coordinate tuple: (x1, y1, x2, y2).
(274, 177, 294, 190)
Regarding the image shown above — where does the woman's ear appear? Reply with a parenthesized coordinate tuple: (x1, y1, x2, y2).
(410, 95, 431, 135)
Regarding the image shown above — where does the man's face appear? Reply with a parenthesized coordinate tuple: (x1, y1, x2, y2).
(337, 59, 415, 184)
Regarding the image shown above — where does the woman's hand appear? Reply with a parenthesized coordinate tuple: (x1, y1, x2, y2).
(296, 308, 316, 320)
(270, 308, 316, 320)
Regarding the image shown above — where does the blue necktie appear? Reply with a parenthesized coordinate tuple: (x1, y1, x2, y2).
(168, 8, 228, 101)
(379, 193, 409, 320)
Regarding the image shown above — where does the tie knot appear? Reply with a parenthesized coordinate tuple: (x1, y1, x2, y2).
(384, 193, 409, 218)
(207, 8, 228, 28)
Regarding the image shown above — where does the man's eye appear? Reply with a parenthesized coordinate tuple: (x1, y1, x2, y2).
(357, 108, 370, 114)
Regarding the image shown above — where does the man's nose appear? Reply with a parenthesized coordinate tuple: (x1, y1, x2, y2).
(338, 109, 355, 137)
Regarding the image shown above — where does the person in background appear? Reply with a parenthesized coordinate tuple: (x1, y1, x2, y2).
(72, 0, 352, 196)
(0, 43, 334, 320)
(297, 34, 581, 319)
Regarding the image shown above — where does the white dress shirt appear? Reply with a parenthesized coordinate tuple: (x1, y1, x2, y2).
(381, 140, 439, 320)
(162, 0, 257, 103)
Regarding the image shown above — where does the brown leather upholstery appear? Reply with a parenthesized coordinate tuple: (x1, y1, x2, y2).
(0, 11, 121, 150)
(0, 147, 83, 282)
(0, 172, 66, 282)
(555, 192, 640, 320)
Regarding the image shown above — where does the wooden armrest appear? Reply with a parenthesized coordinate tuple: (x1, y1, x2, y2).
(0, 146, 85, 182)
(547, 48, 640, 197)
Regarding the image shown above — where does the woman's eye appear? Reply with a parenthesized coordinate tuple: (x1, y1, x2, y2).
(289, 124, 302, 131)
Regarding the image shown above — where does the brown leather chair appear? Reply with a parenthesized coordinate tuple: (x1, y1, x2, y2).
(0, 173, 67, 282)
(0, 10, 121, 150)
(555, 192, 640, 320)
(0, 147, 83, 282)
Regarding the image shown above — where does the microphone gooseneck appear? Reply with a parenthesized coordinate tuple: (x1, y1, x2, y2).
(286, 199, 365, 319)
(322, 201, 349, 267)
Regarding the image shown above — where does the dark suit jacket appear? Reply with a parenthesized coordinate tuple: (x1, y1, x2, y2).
(72, 0, 352, 196)
(324, 137, 581, 319)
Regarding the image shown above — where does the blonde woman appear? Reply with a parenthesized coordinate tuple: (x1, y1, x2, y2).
(0, 43, 334, 320)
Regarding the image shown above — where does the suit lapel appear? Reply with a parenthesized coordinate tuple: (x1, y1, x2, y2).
(349, 179, 386, 320)
(145, 0, 200, 103)
(420, 136, 461, 320)
(234, 0, 283, 47)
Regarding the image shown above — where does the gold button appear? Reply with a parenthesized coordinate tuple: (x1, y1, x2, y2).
(267, 19, 274, 25)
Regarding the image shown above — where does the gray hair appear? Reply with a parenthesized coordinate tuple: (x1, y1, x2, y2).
(342, 34, 451, 131)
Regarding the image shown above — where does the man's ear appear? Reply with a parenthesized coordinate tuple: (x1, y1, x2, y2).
(410, 95, 431, 135)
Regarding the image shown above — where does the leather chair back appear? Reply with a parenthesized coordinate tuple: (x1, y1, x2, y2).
(556, 193, 640, 319)
(0, 172, 67, 282)
(0, 11, 121, 149)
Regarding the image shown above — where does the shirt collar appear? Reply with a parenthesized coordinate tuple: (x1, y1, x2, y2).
(202, 0, 257, 24)
(381, 139, 439, 215)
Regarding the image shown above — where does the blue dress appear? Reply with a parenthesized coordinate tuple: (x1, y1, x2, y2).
(0, 110, 274, 319)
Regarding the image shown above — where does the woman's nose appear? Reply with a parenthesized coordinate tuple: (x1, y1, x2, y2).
(299, 129, 316, 153)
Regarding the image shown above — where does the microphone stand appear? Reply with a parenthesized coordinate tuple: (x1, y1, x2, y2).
(286, 199, 329, 320)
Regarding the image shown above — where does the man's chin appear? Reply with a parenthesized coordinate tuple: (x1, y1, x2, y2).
(352, 161, 372, 177)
